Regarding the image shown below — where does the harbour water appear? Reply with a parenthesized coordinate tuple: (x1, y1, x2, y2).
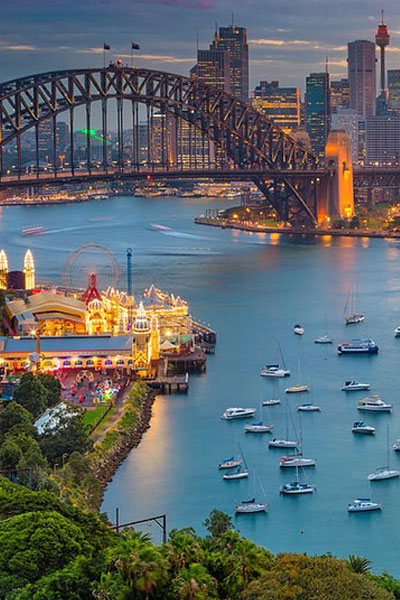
(2, 195, 400, 573)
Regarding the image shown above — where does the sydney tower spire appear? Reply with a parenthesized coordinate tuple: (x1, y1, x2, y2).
(376, 10, 390, 95)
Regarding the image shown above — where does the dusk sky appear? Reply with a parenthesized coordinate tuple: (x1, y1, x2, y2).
(2, 0, 400, 90)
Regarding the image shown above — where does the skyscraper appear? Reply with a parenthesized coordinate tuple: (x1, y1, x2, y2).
(190, 49, 230, 92)
(347, 40, 376, 117)
(210, 26, 249, 102)
(306, 72, 331, 159)
(252, 81, 301, 133)
(330, 79, 350, 113)
(388, 70, 400, 115)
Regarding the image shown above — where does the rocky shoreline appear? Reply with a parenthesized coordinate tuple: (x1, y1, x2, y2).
(91, 387, 157, 509)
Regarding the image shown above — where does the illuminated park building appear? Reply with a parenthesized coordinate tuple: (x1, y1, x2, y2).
(252, 81, 301, 134)
(23, 250, 35, 290)
(0, 250, 8, 290)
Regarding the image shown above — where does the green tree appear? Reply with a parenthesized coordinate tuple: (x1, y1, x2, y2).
(203, 509, 233, 537)
(13, 373, 48, 418)
(172, 563, 217, 599)
(373, 571, 400, 599)
(0, 510, 92, 596)
(0, 440, 23, 471)
(0, 401, 32, 436)
(347, 554, 372, 574)
(39, 414, 92, 467)
(165, 528, 204, 572)
(37, 373, 61, 408)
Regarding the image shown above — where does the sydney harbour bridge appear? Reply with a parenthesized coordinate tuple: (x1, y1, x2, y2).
(0, 64, 398, 225)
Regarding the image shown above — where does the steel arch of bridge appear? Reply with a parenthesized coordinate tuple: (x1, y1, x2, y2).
(0, 65, 322, 223)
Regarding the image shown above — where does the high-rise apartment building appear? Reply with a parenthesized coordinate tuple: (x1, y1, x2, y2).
(365, 115, 400, 165)
(190, 49, 230, 92)
(210, 26, 249, 102)
(252, 81, 301, 133)
(347, 40, 376, 117)
(306, 72, 331, 159)
(388, 70, 400, 115)
(330, 79, 350, 113)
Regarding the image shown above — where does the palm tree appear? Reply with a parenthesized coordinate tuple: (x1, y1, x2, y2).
(347, 555, 372, 574)
(173, 563, 217, 599)
(165, 528, 203, 572)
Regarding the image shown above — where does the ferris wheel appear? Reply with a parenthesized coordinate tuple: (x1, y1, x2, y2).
(62, 244, 121, 291)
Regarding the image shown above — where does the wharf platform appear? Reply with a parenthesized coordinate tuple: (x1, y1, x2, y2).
(147, 373, 189, 394)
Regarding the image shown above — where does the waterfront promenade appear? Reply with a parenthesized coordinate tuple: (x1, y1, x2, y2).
(195, 215, 400, 240)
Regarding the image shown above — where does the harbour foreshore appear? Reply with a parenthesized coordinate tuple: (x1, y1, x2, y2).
(195, 216, 400, 239)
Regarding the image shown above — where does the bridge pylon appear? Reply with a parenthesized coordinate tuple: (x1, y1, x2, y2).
(322, 130, 354, 223)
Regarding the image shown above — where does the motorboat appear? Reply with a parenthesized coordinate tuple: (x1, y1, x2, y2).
(219, 457, 243, 470)
(260, 364, 290, 378)
(345, 314, 365, 325)
(221, 407, 256, 420)
(21, 225, 47, 236)
(285, 384, 309, 393)
(352, 421, 375, 435)
(294, 324, 305, 335)
(357, 396, 391, 412)
(368, 467, 400, 481)
(314, 335, 332, 344)
(395, 326, 400, 337)
(342, 381, 370, 391)
(279, 455, 316, 468)
(348, 498, 382, 512)
(393, 439, 400, 451)
(244, 421, 273, 433)
(268, 438, 298, 449)
(235, 499, 267, 513)
(149, 223, 172, 232)
(297, 403, 321, 412)
(337, 339, 379, 355)
(223, 468, 249, 480)
(262, 398, 281, 406)
(280, 482, 316, 495)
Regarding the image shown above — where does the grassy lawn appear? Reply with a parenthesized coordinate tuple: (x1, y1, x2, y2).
(82, 405, 112, 430)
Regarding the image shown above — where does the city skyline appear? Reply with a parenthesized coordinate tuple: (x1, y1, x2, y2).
(2, 0, 400, 90)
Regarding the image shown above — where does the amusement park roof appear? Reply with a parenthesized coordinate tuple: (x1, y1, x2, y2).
(6, 290, 86, 321)
(0, 334, 133, 357)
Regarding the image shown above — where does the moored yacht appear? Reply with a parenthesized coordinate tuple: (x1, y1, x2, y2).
(244, 421, 273, 433)
(368, 467, 400, 481)
(297, 403, 321, 412)
(223, 467, 249, 480)
(314, 334, 332, 344)
(279, 454, 316, 468)
(393, 440, 400, 451)
(348, 498, 382, 512)
(221, 407, 256, 420)
(280, 481, 316, 495)
(219, 457, 243, 470)
(262, 398, 281, 406)
(342, 381, 370, 391)
(268, 438, 299, 449)
(293, 324, 305, 335)
(285, 384, 309, 393)
(352, 421, 375, 435)
(337, 338, 378, 354)
(234, 499, 267, 513)
(357, 396, 391, 412)
(395, 326, 400, 337)
(260, 364, 290, 378)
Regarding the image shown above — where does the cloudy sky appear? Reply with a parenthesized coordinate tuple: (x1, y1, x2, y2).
(1, 0, 400, 91)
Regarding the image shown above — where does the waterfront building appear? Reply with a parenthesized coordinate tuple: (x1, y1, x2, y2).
(0, 250, 8, 290)
(190, 48, 230, 92)
(348, 40, 376, 117)
(252, 81, 301, 133)
(210, 25, 249, 102)
(365, 115, 400, 166)
(330, 79, 350, 113)
(388, 70, 400, 115)
(0, 249, 36, 291)
(149, 112, 177, 166)
(306, 72, 330, 159)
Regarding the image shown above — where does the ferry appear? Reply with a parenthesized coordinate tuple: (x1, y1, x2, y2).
(21, 225, 47, 236)
(337, 338, 379, 355)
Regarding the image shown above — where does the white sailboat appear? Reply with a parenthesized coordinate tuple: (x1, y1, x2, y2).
(235, 471, 268, 513)
(279, 416, 316, 468)
(245, 400, 274, 433)
(285, 358, 309, 393)
(268, 395, 298, 449)
(344, 285, 365, 325)
(368, 426, 400, 481)
(280, 464, 316, 495)
(261, 342, 291, 377)
(262, 379, 281, 406)
(314, 316, 333, 344)
(223, 444, 249, 480)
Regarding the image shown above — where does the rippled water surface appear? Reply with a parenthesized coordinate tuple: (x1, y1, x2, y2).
(2, 196, 400, 573)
